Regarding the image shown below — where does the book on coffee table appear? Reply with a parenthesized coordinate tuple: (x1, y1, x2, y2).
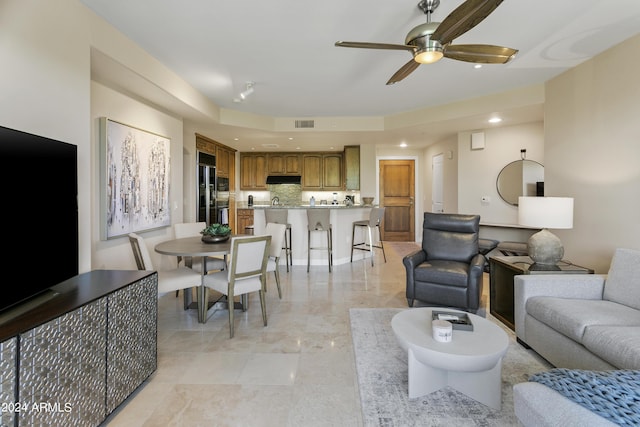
(432, 310, 474, 331)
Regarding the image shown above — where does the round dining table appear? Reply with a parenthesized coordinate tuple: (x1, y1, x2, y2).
(155, 235, 232, 323)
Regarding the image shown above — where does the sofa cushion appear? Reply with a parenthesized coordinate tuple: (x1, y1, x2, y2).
(583, 326, 640, 370)
(526, 297, 640, 343)
(604, 248, 640, 310)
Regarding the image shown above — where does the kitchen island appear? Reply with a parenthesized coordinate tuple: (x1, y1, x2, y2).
(251, 205, 378, 267)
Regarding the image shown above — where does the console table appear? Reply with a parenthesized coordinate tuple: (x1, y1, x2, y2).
(489, 256, 593, 330)
(0, 270, 157, 427)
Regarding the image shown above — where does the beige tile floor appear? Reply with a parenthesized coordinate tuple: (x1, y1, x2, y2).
(105, 242, 490, 426)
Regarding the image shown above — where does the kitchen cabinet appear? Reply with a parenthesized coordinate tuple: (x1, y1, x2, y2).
(240, 153, 268, 190)
(302, 154, 322, 189)
(344, 145, 360, 190)
(195, 134, 237, 181)
(240, 150, 345, 190)
(237, 208, 254, 234)
(216, 145, 231, 177)
(268, 153, 301, 175)
(302, 153, 343, 190)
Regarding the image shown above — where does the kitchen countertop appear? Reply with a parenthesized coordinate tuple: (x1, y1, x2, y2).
(238, 203, 375, 209)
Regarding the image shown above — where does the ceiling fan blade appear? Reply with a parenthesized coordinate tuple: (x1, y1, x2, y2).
(431, 0, 503, 45)
(335, 41, 415, 52)
(386, 59, 420, 85)
(444, 44, 518, 63)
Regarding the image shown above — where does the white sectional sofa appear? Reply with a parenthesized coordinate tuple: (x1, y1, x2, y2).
(512, 248, 640, 426)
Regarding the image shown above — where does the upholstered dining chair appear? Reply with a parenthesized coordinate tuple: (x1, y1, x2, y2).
(264, 222, 287, 299)
(128, 233, 202, 301)
(402, 212, 485, 313)
(202, 235, 271, 338)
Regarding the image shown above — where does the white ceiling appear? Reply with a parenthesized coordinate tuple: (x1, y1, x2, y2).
(83, 0, 640, 152)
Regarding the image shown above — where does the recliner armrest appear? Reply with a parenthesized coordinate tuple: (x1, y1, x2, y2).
(403, 249, 426, 296)
(514, 274, 607, 340)
(403, 249, 426, 270)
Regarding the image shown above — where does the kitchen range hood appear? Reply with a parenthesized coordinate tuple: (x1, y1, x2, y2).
(266, 175, 301, 184)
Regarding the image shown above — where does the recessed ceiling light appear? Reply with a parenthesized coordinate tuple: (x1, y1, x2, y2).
(234, 137, 239, 141)
(400, 142, 408, 148)
(288, 137, 294, 140)
(488, 117, 502, 124)
(474, 64, 482, 69)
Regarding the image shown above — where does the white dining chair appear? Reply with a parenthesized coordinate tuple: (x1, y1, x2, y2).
(264, 222, 287, 299)
(128, 233, 202, 300)
(202, 235, 271, 338)
(173, 222, 227, 273)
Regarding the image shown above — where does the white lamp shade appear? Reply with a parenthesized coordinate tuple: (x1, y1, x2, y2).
(518, 197, 574, 229)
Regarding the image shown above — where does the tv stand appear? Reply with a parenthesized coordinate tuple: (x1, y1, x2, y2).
(0, 289, 59, 326)
(0, 270, 158, 427)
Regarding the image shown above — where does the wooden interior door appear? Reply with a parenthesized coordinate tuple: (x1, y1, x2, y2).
(380, 159, 415, 241)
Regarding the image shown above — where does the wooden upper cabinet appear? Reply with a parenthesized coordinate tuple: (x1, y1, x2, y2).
(216, 146, 230, 177)
(240, 153, 267, 190)
(195, 133, 237, 183)
(344, 145, 360, 190)
(268, 154, 301, 175)
(301, 153, 343, 190)
(322, 153, 343, 190)
(301, 154, 323, 189)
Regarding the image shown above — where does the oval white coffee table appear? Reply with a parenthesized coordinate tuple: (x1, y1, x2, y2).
(391, 307, 509, 410)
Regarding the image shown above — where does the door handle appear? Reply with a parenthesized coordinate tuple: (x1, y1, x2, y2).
(409, 197, 414, 206)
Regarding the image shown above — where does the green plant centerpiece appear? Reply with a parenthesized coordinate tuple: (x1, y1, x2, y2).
(200, 223, 232, 243)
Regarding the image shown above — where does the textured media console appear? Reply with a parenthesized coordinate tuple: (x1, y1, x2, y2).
(0, 270, 158, 427)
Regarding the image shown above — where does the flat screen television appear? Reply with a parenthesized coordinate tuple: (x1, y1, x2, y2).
(0, 125, 78, 314)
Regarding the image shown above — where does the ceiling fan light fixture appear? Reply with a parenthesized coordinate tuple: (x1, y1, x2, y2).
(415, 48, 443, 64)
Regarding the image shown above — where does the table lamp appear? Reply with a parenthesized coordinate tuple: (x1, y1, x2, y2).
(518, 196, 574, 265)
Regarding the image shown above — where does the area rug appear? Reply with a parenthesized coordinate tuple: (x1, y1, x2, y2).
(350, 308, 552, 426)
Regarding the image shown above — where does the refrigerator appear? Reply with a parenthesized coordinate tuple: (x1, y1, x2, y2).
(197, 151, 229, 225)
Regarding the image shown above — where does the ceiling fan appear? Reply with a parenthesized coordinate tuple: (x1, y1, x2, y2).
(335, 0, 518, 85)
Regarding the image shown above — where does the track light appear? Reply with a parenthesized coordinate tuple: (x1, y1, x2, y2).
(239, 82, 254, 100)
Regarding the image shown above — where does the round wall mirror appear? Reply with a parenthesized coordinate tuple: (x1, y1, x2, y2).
(496, 160, 544, 206)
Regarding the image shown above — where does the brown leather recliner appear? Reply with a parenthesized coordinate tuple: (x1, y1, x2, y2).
(403, 212, 485, 313)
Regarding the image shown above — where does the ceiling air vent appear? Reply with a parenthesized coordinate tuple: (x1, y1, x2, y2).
(294, 119, 315, 129)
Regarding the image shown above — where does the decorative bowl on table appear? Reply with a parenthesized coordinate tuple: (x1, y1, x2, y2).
(362, 197, 374, 206)
(200, 223, 231, 243)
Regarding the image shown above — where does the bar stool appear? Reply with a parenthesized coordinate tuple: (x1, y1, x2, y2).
(351, 207, 386, 266)
(306, 209, 332, 272)
(264, 208, 292, 271)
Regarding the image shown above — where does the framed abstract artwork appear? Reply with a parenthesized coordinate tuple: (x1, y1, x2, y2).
(100, 117, 171, 239)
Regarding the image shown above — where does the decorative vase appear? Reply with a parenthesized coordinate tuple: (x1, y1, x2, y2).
(201, 234, 230, 243)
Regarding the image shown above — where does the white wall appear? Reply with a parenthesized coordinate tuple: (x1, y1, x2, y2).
(457, 122, 544, 224)
(0, 0, 92, 273)
(90, 82, 185, 271)
(544, 33, 640, 273)
(422, 136, 458, 215)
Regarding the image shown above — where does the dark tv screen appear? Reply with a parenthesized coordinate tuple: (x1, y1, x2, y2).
(0, 125, 78, 313)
